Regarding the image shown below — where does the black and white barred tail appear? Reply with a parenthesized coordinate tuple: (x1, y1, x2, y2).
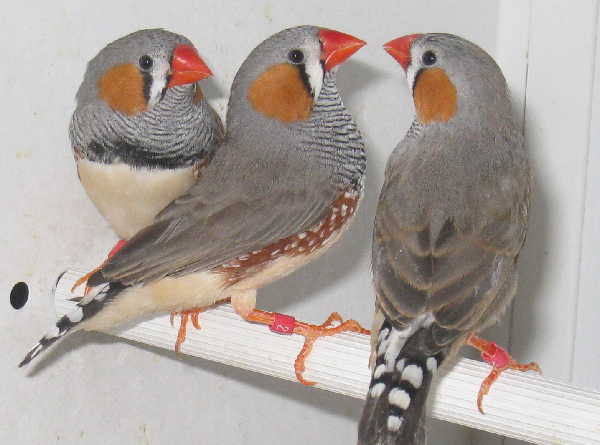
(19, 282, 125, 367)
(357, 320, 448, 445)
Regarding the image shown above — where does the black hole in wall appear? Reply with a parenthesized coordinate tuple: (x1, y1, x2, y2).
(10, 282, 29, 309)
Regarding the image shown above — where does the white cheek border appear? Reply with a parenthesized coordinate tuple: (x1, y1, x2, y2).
(406, 61, 420, 90)
(304, 57, 324, 101)
(147, 58, 171, 108)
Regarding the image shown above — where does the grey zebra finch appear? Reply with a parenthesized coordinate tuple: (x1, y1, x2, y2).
(358, 33, 537, 445)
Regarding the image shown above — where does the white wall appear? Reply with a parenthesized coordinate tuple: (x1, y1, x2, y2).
(1, 1, 597, 444)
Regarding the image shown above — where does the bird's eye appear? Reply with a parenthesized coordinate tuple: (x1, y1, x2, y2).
(139, 55, 154, 70)
(422, 51, 437, 66)
(287, 49, 305, 65)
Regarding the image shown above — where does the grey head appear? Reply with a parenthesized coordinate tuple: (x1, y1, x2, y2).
(75, 29, 195, 109)
(405, 33, 516, 128)
(221, 25, 366, 191)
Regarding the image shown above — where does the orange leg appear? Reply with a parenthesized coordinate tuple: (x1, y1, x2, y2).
(241, 309, 370, 385)
(71, 240, 127, 295)
(465, 334, 541, 414)
(170, 298, 231, 357)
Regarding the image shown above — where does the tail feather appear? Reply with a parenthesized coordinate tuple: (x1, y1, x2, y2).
(358, 321, 448, 445)
(19, 282, 125, 367)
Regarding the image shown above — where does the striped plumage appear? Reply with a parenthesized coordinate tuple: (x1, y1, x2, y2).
(71, 84, 221, 168)
(358, 33, 530, 445)
(20, 26, 366, 368)
(295, 70, 366, 187)
(70, 29, 223, 240)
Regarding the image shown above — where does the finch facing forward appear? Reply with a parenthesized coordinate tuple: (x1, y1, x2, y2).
(21, 26, 366, 371)
(71, 29, 223, 240)
(358, 33, 533, 445)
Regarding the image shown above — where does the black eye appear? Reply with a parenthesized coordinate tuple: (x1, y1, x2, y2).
(287, 49, 305, 65)
(422, 51, 437, 66)
(139, 55, 154, 70)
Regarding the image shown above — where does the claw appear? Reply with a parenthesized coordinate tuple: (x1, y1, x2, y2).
(71, 240, 127, 294)
(171, 298, 231, 356)
(238, 308, 370, 385)
(466, 334, 541, 414)
(174, 312, 190, 358)
(293, 312, 368, 385)
(71, 271, 100, 296)
(172, 309, 204, 357)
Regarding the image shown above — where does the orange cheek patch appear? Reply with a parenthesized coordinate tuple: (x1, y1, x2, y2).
(247, 63, 313, 123)
(193, 83, 203, 105)
(413, 67, 458, 125)
(98, 63, 147, 116)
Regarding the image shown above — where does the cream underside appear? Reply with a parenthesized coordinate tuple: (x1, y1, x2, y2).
(77, 159, 196, 240)
(82, 207, 360, 332)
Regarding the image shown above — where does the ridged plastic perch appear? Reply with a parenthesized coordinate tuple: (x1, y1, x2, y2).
(54, 268, 600, 445)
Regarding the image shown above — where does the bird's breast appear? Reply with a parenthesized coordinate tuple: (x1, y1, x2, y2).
(77, 159, 200, 239)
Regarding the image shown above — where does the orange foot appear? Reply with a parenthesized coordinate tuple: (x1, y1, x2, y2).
(171, 310, 203, 357)
(465, 334, 541, 414)
(170, 298, 232, 356)
(240, 308, 370, 385)
(71, 240, 127, 295)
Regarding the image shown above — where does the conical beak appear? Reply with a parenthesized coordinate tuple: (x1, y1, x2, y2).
(383, 34, 421, 72)
(319, 28, 366, 72)
(168, 44, 213, 88)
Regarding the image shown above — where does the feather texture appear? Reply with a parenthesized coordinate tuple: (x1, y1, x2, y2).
(359, 33, 530, 445)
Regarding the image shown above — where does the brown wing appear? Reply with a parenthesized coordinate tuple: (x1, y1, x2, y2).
(372, 150, 530, 346)
(92, 148, 343, 286)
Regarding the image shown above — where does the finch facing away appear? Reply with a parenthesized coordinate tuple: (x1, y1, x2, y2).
(358, 33, 536, 445)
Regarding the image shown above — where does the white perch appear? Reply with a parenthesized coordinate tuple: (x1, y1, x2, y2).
(55, 269, 600, 445)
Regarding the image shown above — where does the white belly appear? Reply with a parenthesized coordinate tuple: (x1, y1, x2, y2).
(77, 159, 196, 239)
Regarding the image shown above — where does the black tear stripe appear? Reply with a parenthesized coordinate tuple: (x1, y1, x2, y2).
(413, 68, 424, 93)
(297, 64, 315, 98)
(142, 71, 152, 105)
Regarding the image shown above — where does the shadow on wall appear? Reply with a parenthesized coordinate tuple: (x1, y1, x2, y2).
(508, 116, 551, 359)
(25, 329, 366, 421)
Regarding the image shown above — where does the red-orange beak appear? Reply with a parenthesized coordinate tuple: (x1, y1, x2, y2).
(383, 34, 421, 72)
(168, 44, 213, 88)
(319, 28, 366, 72)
